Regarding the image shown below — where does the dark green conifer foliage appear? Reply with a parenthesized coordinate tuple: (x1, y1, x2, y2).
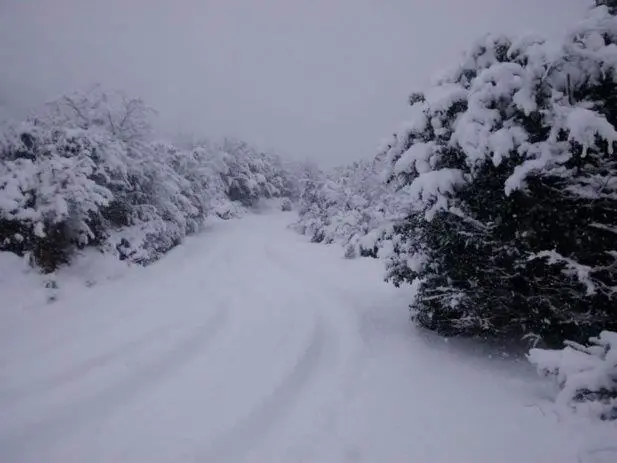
(384, 11, 617, 345)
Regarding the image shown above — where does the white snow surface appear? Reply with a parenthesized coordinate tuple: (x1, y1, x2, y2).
(1, 211, 615, 463)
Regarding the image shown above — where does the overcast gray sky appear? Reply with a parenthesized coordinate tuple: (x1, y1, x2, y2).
(0, 0, 592, 165)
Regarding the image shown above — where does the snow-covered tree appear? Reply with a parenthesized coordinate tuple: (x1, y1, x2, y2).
(0, 89, 300, 271)
(0, 124, 114, 271)
(382, 5, 617, 343)
(41, 86, 154, 145)
(217, 138, 288, 207)
(293, 157, 400, 258)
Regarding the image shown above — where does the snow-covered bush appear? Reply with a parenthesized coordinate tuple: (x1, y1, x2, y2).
(382, 5, 617, 343)
(0, 124, 114, 271)
(217, 138, 290, 207)
(0, 88, 298, 271)
(293, 158, 399, 258)
(41, 86, 154, 145)
(281, 198, 293, 211)
(529, 331, 617, 420)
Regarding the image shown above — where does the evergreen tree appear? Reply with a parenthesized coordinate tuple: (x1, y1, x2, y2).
(383, 6, 617, 344)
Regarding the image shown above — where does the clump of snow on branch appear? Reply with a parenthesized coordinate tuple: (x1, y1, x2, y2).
(373, 5, 617, 341)
(529, 331, 617, 420)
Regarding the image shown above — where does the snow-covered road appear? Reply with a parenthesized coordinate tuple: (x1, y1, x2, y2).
(1, 212, 614, 463)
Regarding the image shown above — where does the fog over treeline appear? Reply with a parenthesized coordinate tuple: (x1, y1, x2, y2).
(0, 0, 590, 164)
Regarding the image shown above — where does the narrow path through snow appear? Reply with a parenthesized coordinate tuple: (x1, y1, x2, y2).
(1, 212, 614, 463)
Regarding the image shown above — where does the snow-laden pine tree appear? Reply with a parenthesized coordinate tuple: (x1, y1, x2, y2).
(383, 5, 617, 344)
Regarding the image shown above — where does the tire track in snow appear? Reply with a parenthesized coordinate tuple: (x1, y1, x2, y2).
(259, 240, 373, 457)
(199, 315, 328, 463)
(264, 241, 376, 310)
(0, 305, 230, 460)
(0, 232, 235, 369)
(0, 321, 179, 403)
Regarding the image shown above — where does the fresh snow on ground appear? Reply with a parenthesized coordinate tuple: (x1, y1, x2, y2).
(1, 211, 615, 463)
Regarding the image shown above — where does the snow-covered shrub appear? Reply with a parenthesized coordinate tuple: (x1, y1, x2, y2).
(529, 331, 617, 420)
(293, 158, 399, 258)
(217, 138, 289, 207)
(180, 141, 247, 220)
(42, 86, 154, 145)
(281, 198, 293, 211)
(0, 124, 114, 271)
(382, 5, 617, 343)
(0, 89, 299, 271)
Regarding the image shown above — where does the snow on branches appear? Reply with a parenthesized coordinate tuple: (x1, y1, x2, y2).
(379, 5, 617, 342)
(293, 158, 400, 259)
(529, 331, 617, 420)
(0, 89, 297, 271)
